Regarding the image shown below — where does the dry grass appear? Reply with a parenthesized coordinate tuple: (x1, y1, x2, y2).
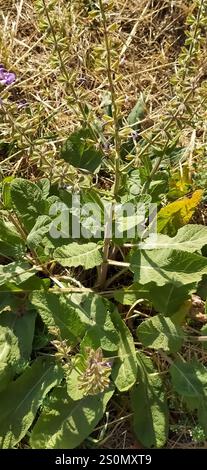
(0, 0, 192, 179)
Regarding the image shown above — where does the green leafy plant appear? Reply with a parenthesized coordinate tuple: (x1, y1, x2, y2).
(0, 0, 207, 450)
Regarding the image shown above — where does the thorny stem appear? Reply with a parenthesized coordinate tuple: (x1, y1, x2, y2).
(182, 0, 205, 82)
(42, 0, 97, 140)
(96, 0, 122, 287)
(96, 203, 113, 289)
(98, 0, 121, 199)
(0, 199, 50, 274)
(139, 79, 203, 194)
(123, 57, 207, 180)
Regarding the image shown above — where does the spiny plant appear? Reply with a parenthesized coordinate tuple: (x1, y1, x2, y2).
(0, 0, 207, 449)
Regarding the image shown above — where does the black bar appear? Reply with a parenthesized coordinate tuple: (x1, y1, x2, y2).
(0, 449, 206, 467)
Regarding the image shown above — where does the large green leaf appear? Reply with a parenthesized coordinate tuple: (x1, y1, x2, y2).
(30, 292, 87, 345)
(114, 282, 194, 315)
(54, 242, 103, 269)
(0, 310, 36, 365)
(170, 360, 207, 436)
(170, 360, 207, 398)
(66, 356, 86, 401)
(0, 262, 37, 287)
(0, 363, 12, 393)
(36, 178, 50, 199)
(30, 385, 114, 449)
(0, 325, 21, 391)
(137, 315, 185, 352)
(0, 220, 25, 259)
(111, 310, 137, 391)
(142, 225, 207, 253)
(10, 178, 48, 231)
(0, 357, 63, 448)
(130, 248, 207, 286)
(61, 128, 102, 172)
(27, 215, 51, 249)
(77, 294, 119, 352)
(131, 353, 169, 448)
(0, 325, 20, 366)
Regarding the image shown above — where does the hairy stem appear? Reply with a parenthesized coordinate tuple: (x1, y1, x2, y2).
(98, 0, 121, 198)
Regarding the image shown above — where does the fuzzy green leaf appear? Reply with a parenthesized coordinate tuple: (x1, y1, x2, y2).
(111, 310, 137, 391)
(0, 220, 25, 259)
(27, 215, 51, 249)
(0, 325, 21, 388)
(61, 128, 102, 172)
(0, 357, 63, 448)
(0, 310, 36, 365)
(114, 282, 194, 315)
(30, 385, 114, 449)
(66, 356, 86, 401)
(10, 178, 48, 231)
(170, 360, 207, 398)
(54, 242, 103, 269)
(130, 248, 207, 286)
(0, 262, 37, 287)
(170, 360, 207, 438)
(142, 225, 207, 252)
(30, 292, 88, 345)
(76, 294, 119, 352)
(137, 314, 185, 352)
(131, 353, 169, 448)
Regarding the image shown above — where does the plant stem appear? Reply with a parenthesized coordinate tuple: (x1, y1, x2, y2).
(123, 67, 205, 176)
(98, 0, 121, 198)
(42, 0, 96, 140)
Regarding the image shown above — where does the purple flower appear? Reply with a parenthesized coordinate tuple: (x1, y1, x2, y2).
(0, 65, 16, 86)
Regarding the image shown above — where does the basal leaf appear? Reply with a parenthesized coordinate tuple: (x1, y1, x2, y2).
(0, 325, 21, 385)
(0, 262, 37, 287)
(0, 310, 36, 365)
(27, 215, 51, 249)
(131, 352, 169, 448)
(30, 385, 114, 449)
(30, 292, 87, 345)
(77, 294, 119, 352)
(0, 220, 25, 259)
(111, 310, 137, 391)
(170, 360, 207, 438)
(170, 360, 207, 398)
(0, 363, 12, 393)
(130, 248, 207, 286)
(10, 178, 48, 231)
(198, 401, 207, 436)
(142, 224, 207, 253)
(36, 178, 50, 199)
(0, 357, 63, 448)
(54, 242, 103, 269)
(137, 314, 185, 352)
(66, 356, 86, 401)
(114, 282, 194, 315)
